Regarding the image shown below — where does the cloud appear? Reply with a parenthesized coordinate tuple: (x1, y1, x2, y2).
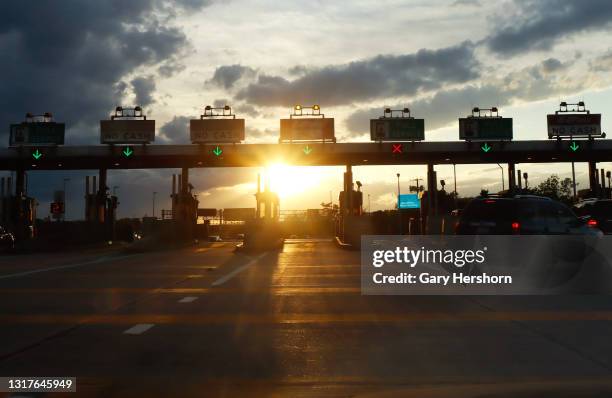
(159, 116, 190, 144)
(589, 49, 612, 72)
(345, 58, 579, 135)
(0, 0, 211, 143)
(232, 41, 479, 107)
(487, 0, 612, 56)
(206, 64, 256, 89)
(452, 0, 481, 6)
(131, 76, 157, 107)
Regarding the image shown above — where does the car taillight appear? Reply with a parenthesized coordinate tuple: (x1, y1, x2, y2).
(511, 221, 520, 233)
(587, 219, 598, 227)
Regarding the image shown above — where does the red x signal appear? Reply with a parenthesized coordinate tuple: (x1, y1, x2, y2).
(392, 144, 403, 153)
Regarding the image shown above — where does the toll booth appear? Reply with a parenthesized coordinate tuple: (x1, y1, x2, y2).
(170, 170, 199, 240)
(0, 177, 36, 241)
(84, 175, 118, 241)
(241, 173, 282, 251)
(339, 190, 363, 216)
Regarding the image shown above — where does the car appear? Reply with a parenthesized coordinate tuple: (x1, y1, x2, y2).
(0, 226, 15, 251)
(207, 235, 222, 242)
(573, 199, 612, 234)
(455, 195, 602, 235)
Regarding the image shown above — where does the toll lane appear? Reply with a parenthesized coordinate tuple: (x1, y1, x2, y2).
(1, 240, 612, 397)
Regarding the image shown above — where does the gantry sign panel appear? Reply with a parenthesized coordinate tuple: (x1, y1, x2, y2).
(280, 118, 335, 142)
(190, 119, 245, 144)
(547, 114, 601, 138)
(370, 118, 425, 141)
(100, 120, 155, 144)
(10, 122, 65, 146)
(459, 118, 513, 141)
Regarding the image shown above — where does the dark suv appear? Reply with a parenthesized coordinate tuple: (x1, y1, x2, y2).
(455, 195, 601, 235)
(573, 199, 612, 234)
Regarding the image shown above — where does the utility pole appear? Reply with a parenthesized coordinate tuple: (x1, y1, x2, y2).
(571, 162, 577, 199)
(397, 173, 401, 234)
(152, 191, 157, 218)
(497, 164, 505, 191)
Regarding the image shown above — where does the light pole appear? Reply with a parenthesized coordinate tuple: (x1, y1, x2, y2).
(497, 164, 505, 191)
(453, 164, 458, 209)
(63, 178, 70, 221)
(152, 191, 157, 218)
(397, 173, 401, 234)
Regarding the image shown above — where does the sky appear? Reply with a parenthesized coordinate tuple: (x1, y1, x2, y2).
(2, 0, 612, 219)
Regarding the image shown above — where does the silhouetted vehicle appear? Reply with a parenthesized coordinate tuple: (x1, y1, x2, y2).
(455, 195, 602, 235)
(0, 226, 15, 251)
(573, 199, 612, 234)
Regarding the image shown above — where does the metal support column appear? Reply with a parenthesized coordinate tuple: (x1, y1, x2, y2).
(427, 164, 435, 216)
(98, 168, 107, 223)
(508, 163, 516, 193)
(588, 161, 598, 196)
(15, 168, 25, 197)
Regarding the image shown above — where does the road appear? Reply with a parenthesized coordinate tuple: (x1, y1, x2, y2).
(1, 239, 612, 397)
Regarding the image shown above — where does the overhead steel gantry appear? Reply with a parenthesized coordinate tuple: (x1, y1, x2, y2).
(2, 139, 612, 170)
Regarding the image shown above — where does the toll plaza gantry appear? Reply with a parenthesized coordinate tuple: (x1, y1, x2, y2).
(2, 102, 611, 243)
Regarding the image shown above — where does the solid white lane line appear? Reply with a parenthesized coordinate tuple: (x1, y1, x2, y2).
(178, 296, 198, 303)
(123, 324, 155, 335)
(211, 253, 267, 287)
(0, 254, 139, 280)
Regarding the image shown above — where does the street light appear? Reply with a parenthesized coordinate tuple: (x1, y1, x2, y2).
(496, 164, 505, 191)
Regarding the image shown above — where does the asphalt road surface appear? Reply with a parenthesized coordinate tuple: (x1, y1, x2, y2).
(1, 239, 612, 397)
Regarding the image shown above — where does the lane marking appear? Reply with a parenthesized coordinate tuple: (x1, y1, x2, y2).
(123, 323, 155, 335)
(178, 296, 198, 303)
(0, 254, 139, 280)
(7, 311, 612, 325)
(211, 253, 267, 287)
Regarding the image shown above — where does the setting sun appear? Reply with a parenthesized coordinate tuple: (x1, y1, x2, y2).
(267, 163, 323, 199)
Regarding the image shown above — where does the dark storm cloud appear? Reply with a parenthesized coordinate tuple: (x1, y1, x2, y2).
(345, 58, 576, 136)
(233, 41, 479, 107)
(487, 0, 612, 55)
(131, 76, 157, 107)
(206, 65, 257, 89)
(159, 116, 190, 144)
(0, 0, 211, 143)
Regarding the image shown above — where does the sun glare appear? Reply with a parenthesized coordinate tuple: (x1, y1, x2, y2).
(266, 163, 323, 199)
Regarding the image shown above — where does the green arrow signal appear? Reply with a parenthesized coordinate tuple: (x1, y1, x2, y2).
(303, 145, 312, 155)
(212, 146, 223, 156)
(481, 143, 491, 153)
(32, 149, 42, 160)
(122, 147, 133, 157)
(569, 141, 579, 152)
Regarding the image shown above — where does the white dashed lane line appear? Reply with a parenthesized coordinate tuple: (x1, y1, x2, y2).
(178, 296, 198, 303)
(123, 324, 155, 335)
(211, 253, 268, 287)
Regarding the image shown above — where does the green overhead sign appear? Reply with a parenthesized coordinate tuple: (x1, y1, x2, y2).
(371, 118, 425, 141)
(9, 122, 65, 146)
(459, 118, 513, 140)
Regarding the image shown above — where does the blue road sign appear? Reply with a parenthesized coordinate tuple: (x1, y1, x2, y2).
(398, 193, 420, 209)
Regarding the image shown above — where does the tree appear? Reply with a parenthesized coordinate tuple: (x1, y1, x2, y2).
(534, 175, 574, 203)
